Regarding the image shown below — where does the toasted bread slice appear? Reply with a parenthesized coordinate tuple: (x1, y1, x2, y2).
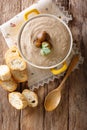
(11, 69, 28, 83)
(5, 46, 20, 61)
(8, 92, 28, 109)
(6, 56, 26, 71)
(0, 77, 17, 92)
(0, 65, 11, 81)
(22, 89, 38, 107)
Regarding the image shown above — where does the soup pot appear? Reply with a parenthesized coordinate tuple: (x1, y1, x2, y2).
(18, 9, 73, 75)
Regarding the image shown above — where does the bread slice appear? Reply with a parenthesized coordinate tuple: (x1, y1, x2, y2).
(6, 56, 26, 71)
(11, 69, 28, 83)
(0, 65, 11, 81)
(8, 92, 28, 110)
(5, 46, 20, 62)
(22, 89, 38, 107)
(0, 77, 17, 92)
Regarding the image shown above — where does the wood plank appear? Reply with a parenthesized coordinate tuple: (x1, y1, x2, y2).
(69, 0, 87, 129)
(20, 86, 45, 130)
(44, 80, 69, 130)
(0, 0, 21, 130)
(20, 1, 69, 130)
(20, 1, 45, 130)
(44, 1, 69, 129)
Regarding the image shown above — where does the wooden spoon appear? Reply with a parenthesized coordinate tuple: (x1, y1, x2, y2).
(44, 54, 79, 111)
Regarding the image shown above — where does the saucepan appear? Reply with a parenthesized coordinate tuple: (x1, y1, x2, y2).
(18, 9, 73, 75)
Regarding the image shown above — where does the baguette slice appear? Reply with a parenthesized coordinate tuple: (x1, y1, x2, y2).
(8, 92, 28, 110)
(6, 56, 26, 71)
(0, 77, 17, 92)
(5, 46, 20, 61)
(0, 65, 11, 81)
(11, 69, 28, 83)
(22, 89, 38, 107)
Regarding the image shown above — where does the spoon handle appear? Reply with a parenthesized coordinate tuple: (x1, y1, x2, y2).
(57, 54, 79, 91)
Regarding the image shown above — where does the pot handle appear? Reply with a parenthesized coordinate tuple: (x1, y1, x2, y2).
(50, 62, 68, 75)
(24, 9, 40, 21)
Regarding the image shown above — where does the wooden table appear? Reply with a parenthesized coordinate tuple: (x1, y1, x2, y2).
(0, 0, 87, 130)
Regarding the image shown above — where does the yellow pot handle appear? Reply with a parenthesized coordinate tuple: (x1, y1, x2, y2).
(24, 9, 40, 21)
(51, 62, 68, 75)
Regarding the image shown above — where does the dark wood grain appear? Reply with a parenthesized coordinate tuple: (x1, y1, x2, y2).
(0, 0, 87, 130)
(0, 0, 21, 130)
(69, 0, 87, 130)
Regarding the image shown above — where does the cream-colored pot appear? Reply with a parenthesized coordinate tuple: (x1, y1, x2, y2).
(18, 9, 73, 75)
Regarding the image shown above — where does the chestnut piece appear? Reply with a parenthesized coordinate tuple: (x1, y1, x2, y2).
(34, 39, 42, 48)
(37, 31, 50, 43)
(34, 31, 51, 48)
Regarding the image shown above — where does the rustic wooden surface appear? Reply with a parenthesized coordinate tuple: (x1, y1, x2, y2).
(0, 0, 87, 130)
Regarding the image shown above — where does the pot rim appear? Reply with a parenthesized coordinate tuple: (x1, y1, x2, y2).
(18, 14, 73, 69)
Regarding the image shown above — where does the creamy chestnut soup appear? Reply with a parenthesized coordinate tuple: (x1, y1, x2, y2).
(20, 15, 71, 67)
